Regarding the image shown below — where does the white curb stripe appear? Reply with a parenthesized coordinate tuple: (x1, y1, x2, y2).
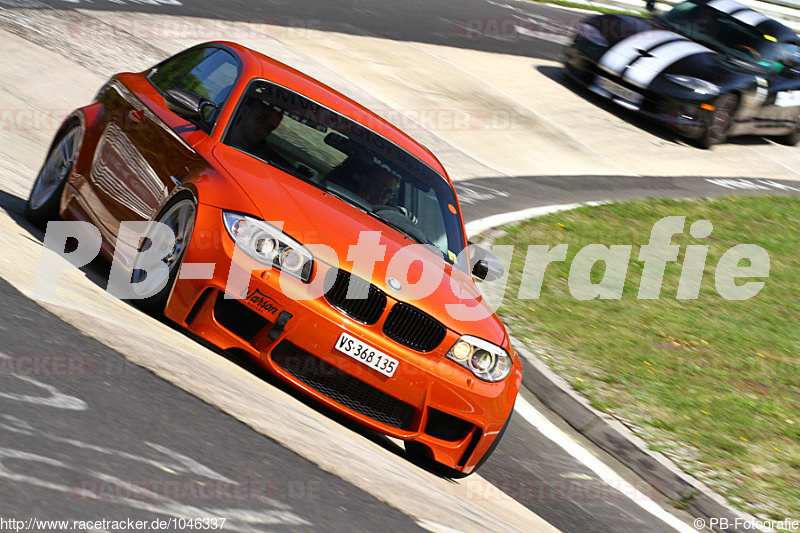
(465, 201, 605, 238)
(514, 396, 697, 533)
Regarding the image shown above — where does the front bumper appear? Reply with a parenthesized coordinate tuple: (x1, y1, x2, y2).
(563, 41, 714, 140)
(164, 203, 521, 474)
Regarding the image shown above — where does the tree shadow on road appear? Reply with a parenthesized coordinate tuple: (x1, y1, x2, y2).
(0, 188, 115, 296)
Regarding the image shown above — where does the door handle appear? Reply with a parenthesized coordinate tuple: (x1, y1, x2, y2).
(128, 108, 145, 124)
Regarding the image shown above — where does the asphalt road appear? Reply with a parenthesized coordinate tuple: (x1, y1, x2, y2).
(0, 275, 426, 533)
(455, 174, 800, 226)
(2, 0, 796, 532)
(24, 0, 580, 60)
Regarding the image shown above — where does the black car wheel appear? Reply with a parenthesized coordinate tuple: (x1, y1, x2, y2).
(697, 93, 738, 149)
(129, 194, 196, 314)
(26, 123, 82, 228)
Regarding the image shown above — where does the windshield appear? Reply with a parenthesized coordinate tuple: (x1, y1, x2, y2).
(661, 1, 784, 69)
(224, 79, 466, 266)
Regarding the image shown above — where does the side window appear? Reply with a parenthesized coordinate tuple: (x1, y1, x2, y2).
(150, 48, 207, 93)
(783, 43, 800, 68)
(149, 47, 239, 126)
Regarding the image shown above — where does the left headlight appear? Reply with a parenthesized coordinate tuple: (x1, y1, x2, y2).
(664, 74, 720, 96)
(447, 336, 512, 382)
(222, 211, 314, 282)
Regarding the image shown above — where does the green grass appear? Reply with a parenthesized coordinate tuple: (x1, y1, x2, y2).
(492, 196, 800, 519)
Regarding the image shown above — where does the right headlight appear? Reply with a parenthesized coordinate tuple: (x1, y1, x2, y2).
(447, 336, 512, 382)
(664, 74, 720, 96)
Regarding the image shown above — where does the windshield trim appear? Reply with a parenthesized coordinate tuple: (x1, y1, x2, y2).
(224, 77, 467, 267)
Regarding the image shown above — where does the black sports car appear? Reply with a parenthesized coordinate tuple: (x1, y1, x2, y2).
(563, 0, 800, 147)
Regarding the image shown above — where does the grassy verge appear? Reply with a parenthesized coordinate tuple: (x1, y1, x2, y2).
(493, 196, 800, 519)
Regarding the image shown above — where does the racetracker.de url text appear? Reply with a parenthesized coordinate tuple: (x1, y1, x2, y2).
(0, 517, 227, 531)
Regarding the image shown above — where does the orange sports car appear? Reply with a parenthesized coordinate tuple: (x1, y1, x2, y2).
(27, 41, 522, 476)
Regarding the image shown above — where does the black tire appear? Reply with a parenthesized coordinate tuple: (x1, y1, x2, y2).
(776, 111, 800, 146)
(26, 123, 82, 228)
(127, 194, 197, 315)
(696, 93, 738, 149)
(471, 409, 513, 473)
(404, 409, 513, 478)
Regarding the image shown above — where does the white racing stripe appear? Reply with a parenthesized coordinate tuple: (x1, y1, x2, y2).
(598, 31, 678, 75)
(708, 0, 770, 25)
(598, 30, 714, 90)
(514, 396, 698, 533)
(730, 9, 771, 26)
(707, 0, 746, 13)
(623, 40, 712, 88)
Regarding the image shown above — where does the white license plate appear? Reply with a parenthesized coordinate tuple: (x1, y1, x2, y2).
(334, 332, 398, 377)
(595, 75, 643, 106)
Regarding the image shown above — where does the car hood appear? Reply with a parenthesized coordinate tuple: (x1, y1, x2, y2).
(595, 16, 755, 89)
(212, 144, 507, 345)
(599, 28, 718, 87)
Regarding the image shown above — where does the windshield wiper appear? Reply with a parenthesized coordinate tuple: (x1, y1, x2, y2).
(264, 156, 296, 175)
(368, 210, 442, 255)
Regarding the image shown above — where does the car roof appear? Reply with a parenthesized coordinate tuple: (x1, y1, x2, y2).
(696, 0, 799, 42)
(209, 41, 450, 180)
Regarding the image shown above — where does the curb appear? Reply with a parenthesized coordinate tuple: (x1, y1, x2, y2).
(512, 339, 762, 533)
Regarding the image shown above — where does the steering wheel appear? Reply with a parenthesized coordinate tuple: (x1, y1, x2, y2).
(374, 205, 418, 224)
(735, 45, 761, 61)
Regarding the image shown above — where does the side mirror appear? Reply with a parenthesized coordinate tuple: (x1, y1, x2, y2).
(469, 242, 504, 281)
(165, 89, 216, 123)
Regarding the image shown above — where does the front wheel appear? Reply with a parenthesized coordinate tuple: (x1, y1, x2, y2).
(26, 124, 82, 228)
(696, 94, 738, 149)
(129, 195, 196, 314)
